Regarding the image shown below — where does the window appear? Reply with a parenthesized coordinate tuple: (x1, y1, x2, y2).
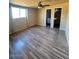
(11, 7, 19, 18)
(20, 9, 26, 17)
(11, 6, 26, 19)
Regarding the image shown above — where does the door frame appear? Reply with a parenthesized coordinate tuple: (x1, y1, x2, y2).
(53, 7, 63, 29)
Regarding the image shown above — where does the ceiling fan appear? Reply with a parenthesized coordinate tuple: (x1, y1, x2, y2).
(38, 0, 50, 8)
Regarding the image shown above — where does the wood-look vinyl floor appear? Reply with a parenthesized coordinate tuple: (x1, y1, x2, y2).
(9, 26, 69, 59)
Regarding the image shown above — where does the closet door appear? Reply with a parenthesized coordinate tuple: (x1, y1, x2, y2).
(46, 9, 51, 27)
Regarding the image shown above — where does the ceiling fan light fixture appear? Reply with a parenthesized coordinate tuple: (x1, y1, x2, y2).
(38, 6, 42, 8)
(38, 0, 50, 8)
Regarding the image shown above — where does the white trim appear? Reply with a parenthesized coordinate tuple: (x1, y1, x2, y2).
(53, 7, 64, 30)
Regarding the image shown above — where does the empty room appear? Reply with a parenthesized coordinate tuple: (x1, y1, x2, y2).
(9, 0, 69, 59)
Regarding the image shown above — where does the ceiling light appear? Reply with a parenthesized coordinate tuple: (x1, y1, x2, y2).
(38, 6, 42, 8)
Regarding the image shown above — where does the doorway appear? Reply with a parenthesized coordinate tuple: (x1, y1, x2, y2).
(53, 8, 62, 28)
(46, 9, 51, 27)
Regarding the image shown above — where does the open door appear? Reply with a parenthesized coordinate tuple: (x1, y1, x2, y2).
(54, 8, 62, 28)
(46, 9, 51, 27)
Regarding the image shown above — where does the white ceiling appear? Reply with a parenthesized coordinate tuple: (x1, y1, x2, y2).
(10, 0, 69, 7)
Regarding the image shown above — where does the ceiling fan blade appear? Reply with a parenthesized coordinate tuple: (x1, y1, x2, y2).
(38, 1, 42, 6)
(43, 4, 50, 6)
(42, 4, 50, 7)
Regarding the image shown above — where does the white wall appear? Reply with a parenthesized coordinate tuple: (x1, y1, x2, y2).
(37, 8, 46, 26)
(28, 8, 38, 27)
(9, 7, 38, 34)
(65, 14, 69, 43)
(12, 18, 27, 32)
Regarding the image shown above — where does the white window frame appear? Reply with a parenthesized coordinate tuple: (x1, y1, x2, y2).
(11, 6, 26, 19)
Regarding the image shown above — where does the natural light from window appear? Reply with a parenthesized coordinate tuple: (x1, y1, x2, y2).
(11, 7, 19, 18)
(11, 6, 26, 19)
(20, 9, 26, 17)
